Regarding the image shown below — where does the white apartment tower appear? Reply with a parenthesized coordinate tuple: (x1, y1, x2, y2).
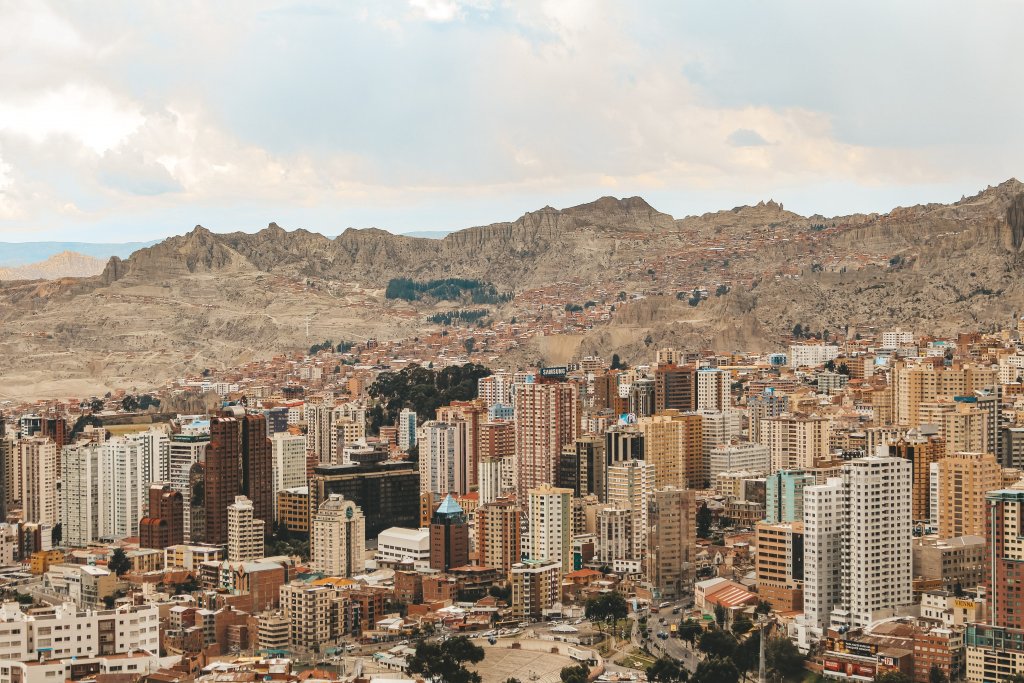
(526, 484, 573, 575)
(803, 455, 912, 636)
(696, 368, 731, 411)
(417, 421, 468, 496)
(61, 443, 104, 547)
(310, 494, 365, 577)
(227, 496, 265, 562)
(271, 432, 307, 519)
(606, 459, 653, 561)
(398, 408, 417, 451)
(19, 437, 58, 526)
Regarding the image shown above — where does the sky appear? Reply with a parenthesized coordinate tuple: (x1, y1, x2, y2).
(0, 1, 1022, 242)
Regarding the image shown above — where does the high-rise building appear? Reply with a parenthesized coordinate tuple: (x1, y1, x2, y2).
(60, 442, 103, 547)
(241, 412, 273, 531)
(936, 451, 1001, 538)
(802, 456, 912, 634)
(437, 400, 486, 487)
(709, 442, 770, 480)
(606, 459, 653, 561)
(765, 470, 815, 523)
(696, 368, 731, 411)
(755, 521, 805, 612)
(629, 378, 655, 417)
(227, 495, 265, 562)
(103, 436, 147, 540)
(429, 494, 469, 572)
(139, 483, 184, 549)
(479, 421, 515, 497)
(557, 436, 606, 499)
(309, 461, 419, 539)
(0, 434, 9, 521)
(398, 408, 417, 451)
(605, 426, 644, 465)
(168, 433, 208, 542)
(514, 382, 579, 499)
(311, 493, 365, 577)
(418, 421, 468, 496)
(918, 400, 988, 457)
(271, 432, 307, 520)
(701, 409, 743, 473)
(892, 361, 997, 427)
(510, 561, 561, 621)
(748, 391, 790, 443)
(759, 414, 831, 471)
(478, 456, 505, 505)
(597, 507, 633, 566)
(19, 437, 58, 526)
(526, 484, 573, 574)
(476, 495, 520, 573)
(647, 486, 696, 601)
(654, 364, 696, 413)
(638, 410, 703, 489)
(203, 415, 242, 545)
(888, 436, 945, 522)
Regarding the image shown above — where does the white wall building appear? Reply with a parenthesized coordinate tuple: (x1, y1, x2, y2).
(788, 344, 839, 368)
(375, 527, 430, 565)
(227, 496, 265, 563)
(310, 493, 365, 577)
(271, 432, 307, 519)
(398, 408, 417, 451)
(709, 442, 771, 480)
(525, 484, 573, 574)
(417, 421, 468, 496)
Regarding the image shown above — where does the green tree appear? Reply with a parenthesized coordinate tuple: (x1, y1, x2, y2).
(677, 620, 702, 648)
(560, 665, 589, 683)
(698, 629, 737, 660)
(696, 503, 713, 539)
(108, 548, 131, 577)
(730, 614, 753, 635)
(1005, 674, 1024, 683)
(691, 657, 739, 683)
(463, 337, 476, 354)
(755, 600, 772, 615)
(713, 603, 728, 629)
(767, 636, 805, 680)
(647, 657, 688, 683)
(407, 636, 484, 683)
(928, 665, 948, 683)
(874, 672, 911, 683)
(610, 353, 628, 370)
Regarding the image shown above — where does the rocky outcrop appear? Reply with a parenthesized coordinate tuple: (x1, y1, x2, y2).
(0, 251, 107, 281)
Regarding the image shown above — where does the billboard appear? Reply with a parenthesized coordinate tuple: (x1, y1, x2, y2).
(540, 366, 568, 378)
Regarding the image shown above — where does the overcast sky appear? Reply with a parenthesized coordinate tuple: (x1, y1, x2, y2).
(1, 1, 1022, 241)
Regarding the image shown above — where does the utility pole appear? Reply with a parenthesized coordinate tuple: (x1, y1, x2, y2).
(758, 615, 768, 683)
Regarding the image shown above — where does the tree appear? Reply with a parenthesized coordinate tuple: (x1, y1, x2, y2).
(823, 359, 836, 372)
(560, 665, 589, 683)
(407, 636, 484, 683)
(1006, 674, 1024, 683)
(733, 632, 760, 679)
(108, 548, 131, 577)
(792, 323, 804, 339)
(696, 503, 712, 539)
(730, 614, 753, 635)
(754, 600, 772, 615)
(585, 593, 627, 634)
(611, 353, 628, 370)
(713, 603, 728, 629)
(647, 657, 687, 683)
(463, 337, 476, 354)
(766, 636, 805, 680)
(874, 672, 911, 683)
(928, 665, 948, 683)
(698, 629, 737, 660)
(837, 362, 850, 376)
(677, 620, 702, 648)
(690, 657, 739, 683)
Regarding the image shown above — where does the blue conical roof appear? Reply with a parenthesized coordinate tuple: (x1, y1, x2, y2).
(436, 494, 464, 516)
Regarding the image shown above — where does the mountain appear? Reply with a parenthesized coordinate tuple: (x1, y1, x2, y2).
(0, 251, 107, 281)
(0, 240, 159, 267)
(2, 180, 1023, 399)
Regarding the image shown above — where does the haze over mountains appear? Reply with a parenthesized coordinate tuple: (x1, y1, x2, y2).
(1, 179, 1023, 400)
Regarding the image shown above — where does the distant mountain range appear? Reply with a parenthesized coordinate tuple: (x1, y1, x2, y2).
(2, 179, 1023, 400)
(0, 251, 108, 281)
(0, 240, 159, 267)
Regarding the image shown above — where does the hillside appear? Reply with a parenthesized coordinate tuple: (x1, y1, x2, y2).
(1, 179, 1023, 399)
(0, 251, 107, 281)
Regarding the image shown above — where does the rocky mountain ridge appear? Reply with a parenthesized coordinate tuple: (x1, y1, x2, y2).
(0, 251, 107, 281)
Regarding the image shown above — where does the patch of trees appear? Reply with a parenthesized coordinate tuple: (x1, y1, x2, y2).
(406, 636, 484, 683)
(386, 277, 512, 304)
(564, 303, 584, 313)
(266, 521, 310, 560)
(121, 394, 160, 412)
(309, 340, 355, 355)
(584, 592, 628, 634)
(427, 310, 489, 325)
(367, 363, 492, 433)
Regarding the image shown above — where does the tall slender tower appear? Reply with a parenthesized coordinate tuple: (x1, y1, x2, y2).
(515, 381, 579, 499)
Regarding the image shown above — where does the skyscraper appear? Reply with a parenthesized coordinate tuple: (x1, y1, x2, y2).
(241, 412, 273, 530)
(654, 364, 696, 413)
(418, 421, 468, 496)
(476, 495, 520, 573)
(514, 382, 579, 499)
(271, 432, 307, 520)
(696, 368, 731, 411)
(311, 493, 366, 577)
(802, 455, 912, 634)
(765, 470, 815, 524)
(203, 415, 242, 545)
(606, 459, 653, 561)
(936, 451, 1001, 538)
(647, 486, 696, 600)
(638, 410, 703, 489)
(227, 495, 265, 562)
(398, 408, 417, 451)
(19, 437, 58, 526)
(526, 484, 573, 575)
(429, 494, 469, 572)
(139, 483, 184, 549)
(60, 442, 103, 547)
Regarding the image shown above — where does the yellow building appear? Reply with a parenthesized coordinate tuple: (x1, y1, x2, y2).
(638, 410, 703, 489)
(30, 549, 64, 575)
(936, 452, 1001, 538)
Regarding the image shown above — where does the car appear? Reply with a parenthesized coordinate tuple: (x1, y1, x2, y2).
(659, 601, 671, 608)
(671, 608, 680, 614)
(657, 632, 668, 640)
(659, 618, 666, 624)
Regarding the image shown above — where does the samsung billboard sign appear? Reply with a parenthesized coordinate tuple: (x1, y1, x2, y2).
(540, 366, 568, 378)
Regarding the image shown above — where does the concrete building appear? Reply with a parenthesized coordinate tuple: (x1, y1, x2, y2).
(165, 544, 224, 570)
(514, 381, 579, 499)
(60, 442, 103, 547)
(168, 432, 208, 542)
(788, 344, 838, 368)
(647, 486, 696, 601)
(888, 436, 945, 523)
(654, 364, 696, 413)
(709, 441, 770, 480)
(759, 414, 831, 471)
(892, 361, 997, 427)
(311, 493, 365, 577)
(765, 469, 815, 524)
(227, 496, 265, 563)
(375, 527, 430, 565)
(476, 495, 521, 573)
(429, 494, 469, 572)
(755, 521, 804, 612)
(417, 421, 467, 496)
(139, 483, 184, 549)
(19, 437, 58, 526)
(696, 368, 731, 411)
(309, 460, 419, 539)
(802, 455, 912, 636)
(526, 484, 573, 574)
(398, 408, 417, 451)
(638, 410, 703, 489)
(606, 459, 653, 561)
(271, 432, 307, 519)
(510, 561, 561, 621)
(936, 451, 1001, 538)
(277, 486, 309, 534)
(912, 535, 986, 591)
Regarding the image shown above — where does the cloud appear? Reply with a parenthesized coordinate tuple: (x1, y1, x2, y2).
(0, 0, 1021, 239)
(727, 128, 769, 147)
